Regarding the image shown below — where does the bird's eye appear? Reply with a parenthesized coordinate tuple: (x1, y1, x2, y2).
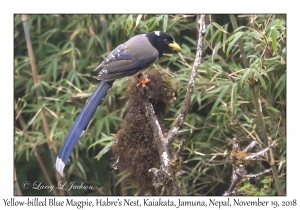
(164, 39, 168, 43)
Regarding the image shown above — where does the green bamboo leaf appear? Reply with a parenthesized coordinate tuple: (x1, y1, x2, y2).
(260, 177, 272, 184)
(222, 24, 229, 52)
(105, 116, 110, 135)
(76, 161, 87, 180)
(243, 114, 253, 124)
(115, 172, 130, 186)
(265, 19, 280, 32)
(163, 15, 168, 32)
(202, 90, 218, 101)
(95, 141, 113, 160)
(52, 57, 57, 82)
(37, 15, 41, 35)
(210, 85, 230, 114)
(88, 136, 113, 149)
(275, 74, 286, 99)
(87, 36, 95, 53)
(94, 35, 105, 51)
(247, 55, 259, 59)
(210, 26, 222, 45)
(40, 28, 59, 43)
(271, 28, 278, 53)
(240, 68, 252, 88)
(260, 69, 270, 81)
(183, 36, 196, 45)
(168, 17, 181, 29)
(254, 20, 262, 29)
(211, 22, 229, 34)
(207, 126, 218, 142)
(230, 82, 237, 115)
(135, 14, 143, 29)
(148, 16, 163, 31)
(67, 162, 75, 177)
(252, 68, 266, 88)
(273, 25, 286, 30)
(240, 182, 252, 190)
(204, 24, 212, 41)
(212, 42, 221, 61)
(196, 90, 201, 105)
(266, 105, 281, 113)
(226, 32, 244, 57)
(275, 74, 286, 89)
(233, 26, 246, 33)
(248, 31, 263, 39)
(222, 31, 239, 48)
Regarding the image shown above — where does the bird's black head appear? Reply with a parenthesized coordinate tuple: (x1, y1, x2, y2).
(146, 31, 181, 57)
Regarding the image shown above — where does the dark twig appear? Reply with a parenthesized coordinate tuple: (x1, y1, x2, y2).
(34, 150, 58, 195)
(14, 165, 22, 196)
(224, 138, 276, 196)
(224, 165, 272, 196)
(245, 141, 276, 160)
(176, 139, 185, 156)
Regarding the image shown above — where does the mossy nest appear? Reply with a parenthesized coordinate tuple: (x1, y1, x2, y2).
(111, 68, 175, 194)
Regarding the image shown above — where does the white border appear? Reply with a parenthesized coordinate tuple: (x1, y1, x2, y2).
(2, 0, 298, 209)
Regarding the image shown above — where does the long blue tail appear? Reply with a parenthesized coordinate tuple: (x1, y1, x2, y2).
(56, 80, 114, 176)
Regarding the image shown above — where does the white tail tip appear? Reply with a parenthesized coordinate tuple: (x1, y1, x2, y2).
(55, 158, 65, 177)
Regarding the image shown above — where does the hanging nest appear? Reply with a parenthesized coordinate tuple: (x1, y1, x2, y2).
(111, 68, 175, 194)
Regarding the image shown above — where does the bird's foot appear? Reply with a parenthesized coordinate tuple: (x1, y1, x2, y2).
(135, 76, 151, 87)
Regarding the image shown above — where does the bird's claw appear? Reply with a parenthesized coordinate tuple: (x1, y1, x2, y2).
(135, 76, 151, 87)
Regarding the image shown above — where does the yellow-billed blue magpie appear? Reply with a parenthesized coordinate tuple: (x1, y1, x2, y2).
(56, 31, 180, 176)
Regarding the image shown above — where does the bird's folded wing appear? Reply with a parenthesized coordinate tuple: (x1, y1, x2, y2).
(96, 39, 158, 81)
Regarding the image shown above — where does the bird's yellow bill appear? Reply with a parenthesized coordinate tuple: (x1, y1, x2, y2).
(168, 42, 181, 50)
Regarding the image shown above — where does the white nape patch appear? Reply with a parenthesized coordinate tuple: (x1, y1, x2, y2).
(154, 31, 160, 36)
(55, 158, 65, 177)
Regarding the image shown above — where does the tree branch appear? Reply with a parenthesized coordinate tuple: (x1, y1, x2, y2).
(145, 102, 170, 174)
(167, 15, 206, 144)
(144, 15, 206, 195)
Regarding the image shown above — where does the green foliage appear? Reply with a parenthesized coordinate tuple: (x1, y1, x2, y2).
(14, 14, 285, 196)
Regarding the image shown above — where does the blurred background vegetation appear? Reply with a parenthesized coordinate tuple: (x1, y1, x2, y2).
(14, 14, 286, 196)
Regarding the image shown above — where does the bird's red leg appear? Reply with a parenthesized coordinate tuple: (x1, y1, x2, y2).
(135, 76, 151, 87)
